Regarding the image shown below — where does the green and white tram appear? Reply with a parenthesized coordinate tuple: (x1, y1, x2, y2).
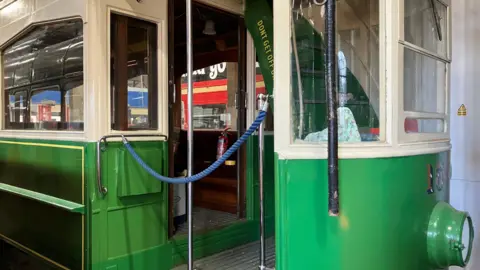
(0, 0, 474, 269)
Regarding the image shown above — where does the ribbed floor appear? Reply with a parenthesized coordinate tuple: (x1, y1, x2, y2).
(175, 207, 239, 235)
(172, 237, 275, 270)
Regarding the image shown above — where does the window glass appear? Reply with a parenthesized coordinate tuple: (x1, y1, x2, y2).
(403, 48, 446, 114)
(192, 104, 227, 129)
(29, 89, 61, 129)
(6, 90, 27, 128)
(2, 20, 84, 131)
(290, 0, 380, 143)
(405, 118, 444, 133)
(111, 14, 158, 130)
(404, 0, 447, 57)
(64, 81, 84, 129)
(402, 0, 449, 135)
(180, 62, 238, 131)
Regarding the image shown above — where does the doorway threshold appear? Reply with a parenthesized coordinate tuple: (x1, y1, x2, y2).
(174, 207, 241, 236)
(172, 237, 275, 270)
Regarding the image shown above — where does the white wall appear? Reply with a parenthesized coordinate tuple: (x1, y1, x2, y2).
(450, 1, 480, 269)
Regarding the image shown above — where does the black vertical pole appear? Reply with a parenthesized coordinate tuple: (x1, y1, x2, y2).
(325, 0, 339, 216)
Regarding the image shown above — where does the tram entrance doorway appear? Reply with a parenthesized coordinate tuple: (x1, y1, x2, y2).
(168, 1, 248, 237)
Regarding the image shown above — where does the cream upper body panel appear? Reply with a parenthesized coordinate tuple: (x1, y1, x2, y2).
(0, 0, 85, 48)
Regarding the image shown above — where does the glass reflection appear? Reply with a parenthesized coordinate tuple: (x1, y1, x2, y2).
(2, 19, 84, 131)
(290, 0, 380, 143)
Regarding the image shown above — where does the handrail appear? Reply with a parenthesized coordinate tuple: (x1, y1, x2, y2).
(0, 183, 85, 214)
(96, 134, 168, 195)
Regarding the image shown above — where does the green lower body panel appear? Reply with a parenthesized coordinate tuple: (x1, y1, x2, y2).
(171, 220, 259, 266)
(0, 135, 277, 270)
(91, 243, 172, 270)
(0, 139, 86, 270)
(0, 192, 83, 269)
(274, 151, 472, 270)
(1, 140, 470, 270)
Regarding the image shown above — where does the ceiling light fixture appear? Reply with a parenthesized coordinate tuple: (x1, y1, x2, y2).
(203, 20, 216, 35)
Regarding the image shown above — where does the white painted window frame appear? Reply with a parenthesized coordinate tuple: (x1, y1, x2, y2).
(397, 0, 451, 143)
(101, 0, 240, 143)
(273, 0, 451, 159)
(104, 7, 168, 141)
(274, 0, 394, 159)
(0, 0, 16, 9)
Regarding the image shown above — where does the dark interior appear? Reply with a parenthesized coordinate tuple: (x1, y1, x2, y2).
(170, 1, 244, 235)
(175, 130, 239, 213)
(173, 2, 240, 75)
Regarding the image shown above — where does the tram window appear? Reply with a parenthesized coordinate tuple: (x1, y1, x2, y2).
(64, 81, 84, 126)
(30, 88, 61, 127)
(402, 0, 449, 134)
(403, 49, 446, 114)
(2, 19, 84, 131)
(404, 0, 447, 58)
(180, 62, 238, 131)
(405, 118, 444, 133)
(5, 90, 27, 129)
(110, 14, 158, 131)
(290, 0, 380, 143)
(191, 105, 228, 130)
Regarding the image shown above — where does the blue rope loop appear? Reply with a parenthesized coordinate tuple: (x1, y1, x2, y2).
(122, 110, 268, 184)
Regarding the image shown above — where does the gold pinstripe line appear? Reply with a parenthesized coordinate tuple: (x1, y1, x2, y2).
(0, 140, 84, 150)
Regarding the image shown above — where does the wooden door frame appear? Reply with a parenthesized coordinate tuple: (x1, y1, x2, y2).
(167, 0, 176, 238)
(237, 17, 247, 219)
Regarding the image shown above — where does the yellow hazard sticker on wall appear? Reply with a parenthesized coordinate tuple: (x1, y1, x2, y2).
(458, 104, 467, 116)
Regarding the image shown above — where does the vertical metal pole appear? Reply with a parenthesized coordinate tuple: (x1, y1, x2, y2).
(258, 95, 266, 270)
(186, 0, 194, 269)
(237, 18, 247, 219)
(325, 0, 339, 216)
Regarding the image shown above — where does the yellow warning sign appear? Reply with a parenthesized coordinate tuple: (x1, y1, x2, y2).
(458, 104, 467, 116)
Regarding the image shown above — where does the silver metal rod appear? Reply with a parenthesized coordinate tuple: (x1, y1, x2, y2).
(291, 15, 304, 139)
(96, 140, 107, 195)
(258, 95, 266, 270)
(186, 0, 194, 268)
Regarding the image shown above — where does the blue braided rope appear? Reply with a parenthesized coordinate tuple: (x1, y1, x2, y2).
(123, 110, 267, 184)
